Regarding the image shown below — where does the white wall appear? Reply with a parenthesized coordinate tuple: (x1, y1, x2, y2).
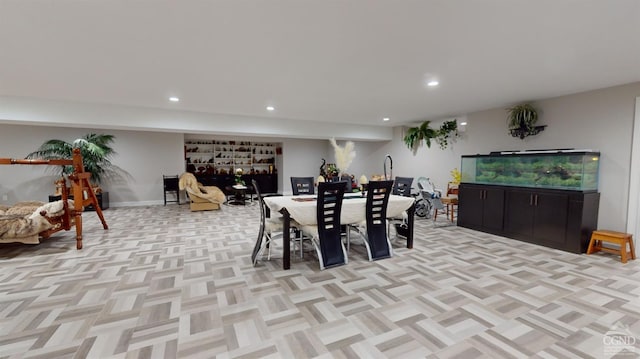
(0, 124, 184, 206)
(350, 82, 640, 231)
(628, 97, 640, 244)
(281, 138, 329, 195)
(182, 134, 330, 195)
(1, 81, 639, 231)
(107, 130, 184, 206)
(0, 128, 333, 204)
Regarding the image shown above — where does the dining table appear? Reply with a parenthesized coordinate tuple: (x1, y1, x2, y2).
(263, 193, 416, 270)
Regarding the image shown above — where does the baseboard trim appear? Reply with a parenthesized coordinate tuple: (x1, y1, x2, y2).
(109, 200, 166, 208)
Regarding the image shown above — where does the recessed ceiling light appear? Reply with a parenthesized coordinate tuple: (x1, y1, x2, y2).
(266, 106, 275, 111)
(460, 122, 467, 126)
(169, 97, 180, 102)
(383, 117, 390, 122)
(427, 81, 439, 87)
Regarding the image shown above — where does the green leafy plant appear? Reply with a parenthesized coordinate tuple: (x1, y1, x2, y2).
(507, 103, 545, 139)
(234, 168, 246, 186)
(435, 120, 459, 149)
(326, 164, 340, 178)
(403, 119, 459, 150)
(26, 133, 117, 186)
(450, 168, 461, 185)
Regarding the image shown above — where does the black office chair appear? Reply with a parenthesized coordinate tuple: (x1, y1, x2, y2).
(291, 176, 315, 195)
(299, 181, 347, 270)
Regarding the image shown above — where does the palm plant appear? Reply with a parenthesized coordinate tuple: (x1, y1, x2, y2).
(26, 133, 117, 186)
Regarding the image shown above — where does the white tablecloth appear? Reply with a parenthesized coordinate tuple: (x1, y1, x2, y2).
(263, 194, 415, 226)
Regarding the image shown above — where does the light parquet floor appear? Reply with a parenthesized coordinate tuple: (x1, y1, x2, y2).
(0, 203, 639, 358)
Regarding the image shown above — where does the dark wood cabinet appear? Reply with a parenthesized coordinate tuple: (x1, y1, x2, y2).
(504, 189, 569, 248)
(458, 184, 504, 233)
(250, 174, 278, 194)
(195, 173, 278, 195)
(458, 183, 599, 253)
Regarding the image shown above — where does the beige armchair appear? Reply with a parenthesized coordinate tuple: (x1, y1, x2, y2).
(179, 172, 226, 211)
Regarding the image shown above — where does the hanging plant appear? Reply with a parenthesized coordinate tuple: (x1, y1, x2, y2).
(403, 119, 459, 150)
(507, 103, 546, 139)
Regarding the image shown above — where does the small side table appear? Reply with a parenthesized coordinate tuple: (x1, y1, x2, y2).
(587, 230, 636, 263)
(226, 185, 248, 205)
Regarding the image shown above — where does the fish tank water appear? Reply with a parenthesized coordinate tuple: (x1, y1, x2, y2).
(460, 150, 600, 191)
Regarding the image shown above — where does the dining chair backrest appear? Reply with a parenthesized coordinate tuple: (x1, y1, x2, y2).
(365, 180, 394, 259)
(316, 181, 346, 268)
(339, 175, 352, 193)
(291, 176, 315, 195)
(392, 176, 414, 197)
(251, 179, 267, 265)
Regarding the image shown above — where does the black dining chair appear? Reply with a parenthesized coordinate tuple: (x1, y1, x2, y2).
(291, 176, 315, 195)
(392, 176, 414, 197)
(339, 175, 353, 193)
(299, 181, 347, 270)
(251, 179, 284, 266)
(362, 180, 394, 260)
(388, 176, 414, 237)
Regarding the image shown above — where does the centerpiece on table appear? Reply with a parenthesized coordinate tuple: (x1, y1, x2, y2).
(233, 168, 246, 189)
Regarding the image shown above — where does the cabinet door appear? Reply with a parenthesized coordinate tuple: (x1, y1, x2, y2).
(532, 192, 568, 244)
(253, 174, 278, 194)
(504, 190, 534, 236)
(458, 185, 484, 228)
(482, 188, 505, 231)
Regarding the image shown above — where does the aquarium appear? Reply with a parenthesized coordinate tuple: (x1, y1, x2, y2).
(460, 150, 600, 191)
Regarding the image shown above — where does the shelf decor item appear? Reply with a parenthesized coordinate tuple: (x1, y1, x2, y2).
(507, 103, 546, 139)
(184, 139, 277, 175)
(403, 119, 459, 150)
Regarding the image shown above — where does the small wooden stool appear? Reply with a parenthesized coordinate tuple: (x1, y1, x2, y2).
(587, 230, 636, 263)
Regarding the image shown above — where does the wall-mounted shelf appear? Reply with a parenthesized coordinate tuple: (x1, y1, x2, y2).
(185, 139, 277, 175)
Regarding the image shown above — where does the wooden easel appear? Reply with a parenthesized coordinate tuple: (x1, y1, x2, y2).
(0, 148, 108, 249)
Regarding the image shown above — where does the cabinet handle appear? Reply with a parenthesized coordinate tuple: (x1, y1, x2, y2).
(529, 194, 533, 206)
(534, 194, 538, 206)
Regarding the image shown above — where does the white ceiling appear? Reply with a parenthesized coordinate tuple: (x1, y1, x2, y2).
(1, 0, 639, 127)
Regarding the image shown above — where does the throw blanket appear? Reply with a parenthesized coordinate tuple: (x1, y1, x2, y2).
(178, 172, 226, 204)
(0, 200, 73, 244)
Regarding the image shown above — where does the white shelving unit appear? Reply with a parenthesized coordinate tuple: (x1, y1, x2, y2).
(185, 139, 277, 175)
